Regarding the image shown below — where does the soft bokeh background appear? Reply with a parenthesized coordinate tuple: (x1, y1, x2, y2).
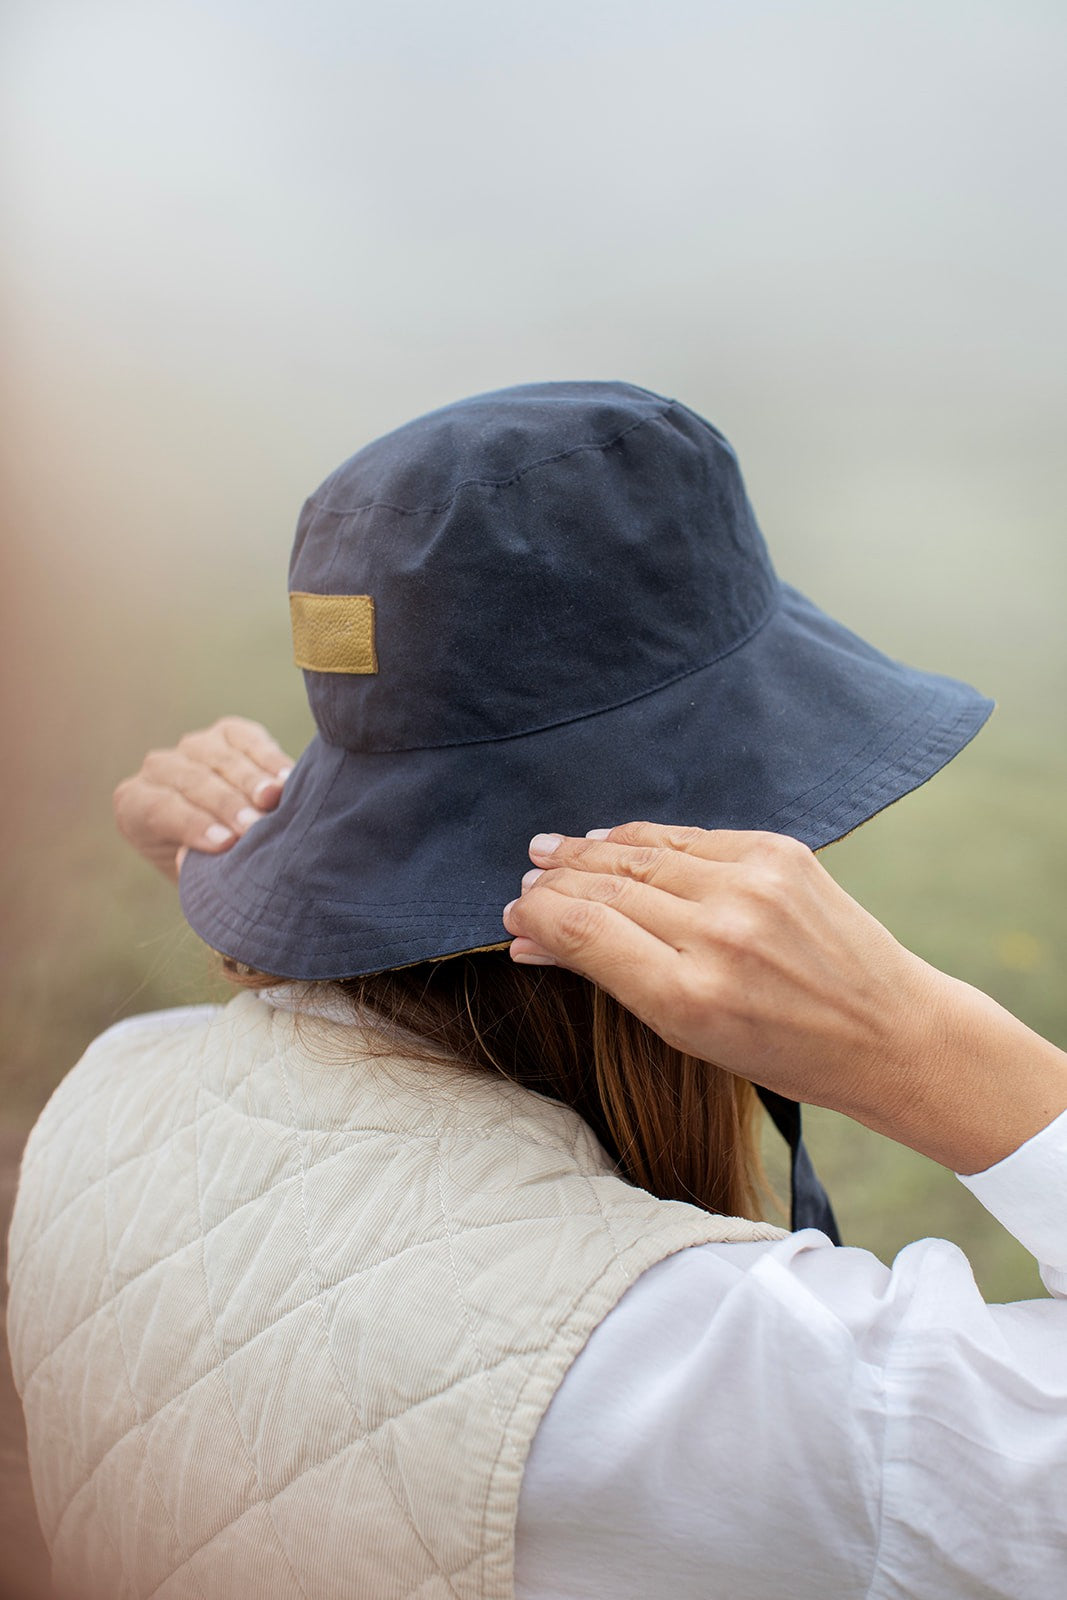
(3, 5, 1065, 1585)
(4, 0, 1066, 1290)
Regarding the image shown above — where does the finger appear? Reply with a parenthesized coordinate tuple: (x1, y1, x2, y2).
(220, 718, 295, 798)
(600, 822, 770, 859)
(213, 744, 288, 810)
(519, 864, 704, 947)
(531, 828, 817, 894)
(142, 752, 267, 837)
(115, 781, 236, 855)
(525, 832, 727, 904)
(503, 885, 681, 1016)
(510, 885, 566, 962)
(534, 823, 747, 863)
(178, 729, 292, 811)
(537, 822, 806, 868)
(508, 937, 558, 966)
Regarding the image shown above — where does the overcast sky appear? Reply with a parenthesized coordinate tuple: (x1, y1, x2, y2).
(3, 1, 1065, 713)
(7, 2, 1064, 404)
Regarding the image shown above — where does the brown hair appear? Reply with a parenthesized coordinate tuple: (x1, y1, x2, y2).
(226, 951, 765, 1219)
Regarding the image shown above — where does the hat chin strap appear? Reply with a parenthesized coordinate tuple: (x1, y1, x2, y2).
(756, 1088, 841, 1243)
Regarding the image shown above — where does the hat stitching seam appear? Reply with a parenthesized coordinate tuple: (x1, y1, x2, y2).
(303, 403, 674, 519)
(752, 680, 933, 828)
(185, 898, 505, 945)
(200, 899, 507, 917)
(763, 725, 947, 835)
(775, 705, 984, 840)
(194, 925, 505, 956)
(198, 916, 502, 962)
(755, 693, 977, 833)
(187, 901, 507, 933)
(310, 584, 781, 755)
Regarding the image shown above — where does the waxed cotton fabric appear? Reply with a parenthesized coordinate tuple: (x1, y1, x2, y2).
(286, 388, 776, 753)
(179, 379, 992, 979)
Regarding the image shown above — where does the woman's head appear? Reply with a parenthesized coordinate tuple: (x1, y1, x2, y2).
(179, 380, 991, 982)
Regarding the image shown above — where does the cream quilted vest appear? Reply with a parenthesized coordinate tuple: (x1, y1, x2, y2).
(8, 992, 784, 1600)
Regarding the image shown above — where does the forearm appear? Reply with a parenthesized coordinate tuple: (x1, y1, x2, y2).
(846, 963, 1067, 1175)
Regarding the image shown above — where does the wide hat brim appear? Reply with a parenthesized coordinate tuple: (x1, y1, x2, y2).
(179, 583, 992, 980)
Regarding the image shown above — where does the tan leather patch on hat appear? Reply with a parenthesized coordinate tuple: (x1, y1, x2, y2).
(290, 592, 378, 674)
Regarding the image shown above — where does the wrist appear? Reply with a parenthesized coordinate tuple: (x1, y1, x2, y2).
(847, 963, 1067, 1173)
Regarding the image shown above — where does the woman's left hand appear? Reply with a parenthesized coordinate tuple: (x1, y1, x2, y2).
(113, 717, 295, 883)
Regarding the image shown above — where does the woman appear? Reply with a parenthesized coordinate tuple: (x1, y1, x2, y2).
(10, 382, 1067, 1598)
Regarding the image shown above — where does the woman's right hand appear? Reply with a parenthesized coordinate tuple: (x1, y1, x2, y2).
(504, 823, 1067, 1175)
(113, 717, 295, 883)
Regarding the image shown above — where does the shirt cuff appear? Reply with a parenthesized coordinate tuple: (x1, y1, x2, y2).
(957, 1107, 1067, 1295)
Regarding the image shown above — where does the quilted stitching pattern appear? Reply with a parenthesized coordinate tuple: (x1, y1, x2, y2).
(8, 995, 784, 1600)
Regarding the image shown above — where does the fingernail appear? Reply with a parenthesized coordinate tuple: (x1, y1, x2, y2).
(205, 823, 234, 846)
(521, 868, 544, 891)
(278, 766, 294, 782)
(511, 952, 557, 966)
(236, 807, 263, 830)
(585, 828, 611, 840)
(529, 832, 562, 856)
(502, 899, 518, 923)
(252, 778, 280, 805)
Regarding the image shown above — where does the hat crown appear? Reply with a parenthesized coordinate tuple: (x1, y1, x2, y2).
(289, 381, 777, 752)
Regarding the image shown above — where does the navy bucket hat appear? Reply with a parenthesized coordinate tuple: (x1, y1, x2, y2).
(179, 381, 992, 1233)
(181, 379, 991, 977)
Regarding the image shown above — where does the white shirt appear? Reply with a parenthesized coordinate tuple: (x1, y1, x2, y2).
(515, 1111, 1067, 1599)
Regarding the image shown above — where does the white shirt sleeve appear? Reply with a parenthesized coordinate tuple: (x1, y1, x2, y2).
(515, 1110, 1067, 1600)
